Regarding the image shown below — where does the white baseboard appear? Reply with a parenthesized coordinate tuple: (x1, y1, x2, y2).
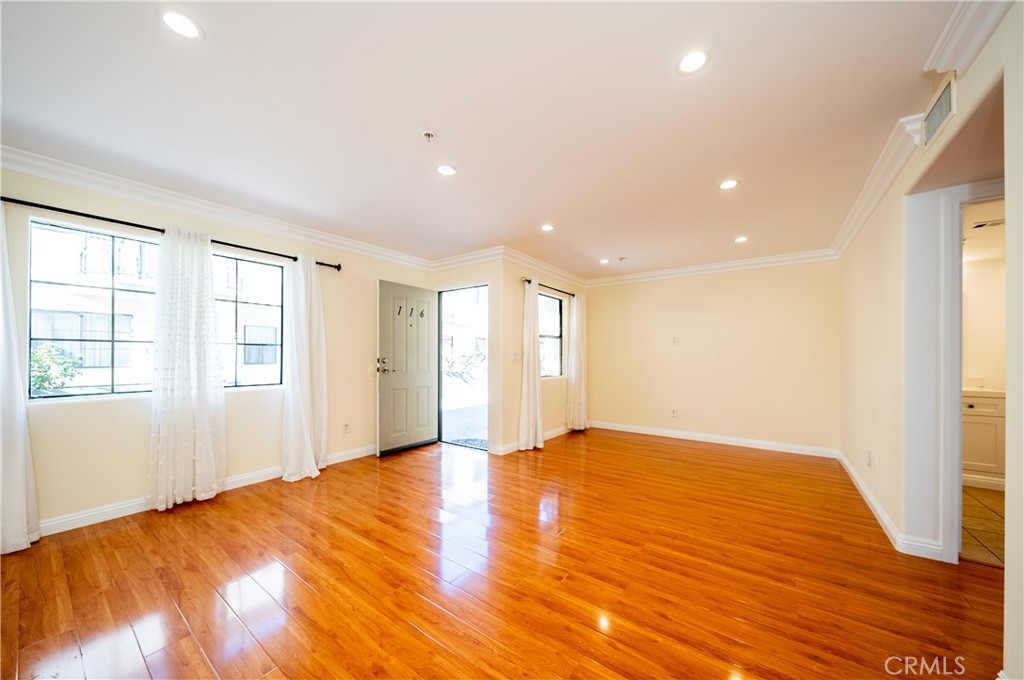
(324, 445, 376, 466)
(38, 444, 377, 537)
(835, 451, 945, 561)
(996, 671, 1008, 680)
(224, 465, 282, 491)
(588, 421, 840, 459)
(39, 497, 149, 537)
(963, 472, 1006, 491)
(492, 426, 572, 456)
(545, 426, 570, 440)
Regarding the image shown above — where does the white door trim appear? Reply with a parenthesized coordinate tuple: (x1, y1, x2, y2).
(909, 178, 1004, 563)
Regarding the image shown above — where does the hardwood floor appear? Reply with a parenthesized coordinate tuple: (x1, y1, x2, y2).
(1, 429, 1004, 679)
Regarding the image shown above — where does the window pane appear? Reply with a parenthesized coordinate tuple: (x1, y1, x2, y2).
(114, 238, 158, 292)
(538, 295, 561, 337)
(29, 340, 111, 396)
(237, 302, 281, 342)
(31, 283, 112, 340)
(236, 345, 280, 386)
(215, 300, 237, 344)
(30, 223, 112, 287)
(540, 337, 561, 377)
(212, 256, 236, 300)
(114, 291, 155, 341)
(237, 260, 282, 305)
(219, 344, 237, 386)
(114, 342, 153, 392)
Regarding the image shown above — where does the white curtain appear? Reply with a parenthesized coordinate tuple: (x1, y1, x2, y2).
(1, 209, 41, 554)
(148, 227, 226, 511)
(282, 255, 329, 481)
(518, 279, 544, 450)
(566, 292, 588, 431)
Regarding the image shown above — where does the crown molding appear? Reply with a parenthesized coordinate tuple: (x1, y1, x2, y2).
(1, 146, 432, 270)
(585, 248, 837, 288)
(502, 247, 586, 287)
(427, 245, 506, 271)
(923, 1, 1013, 75)
(830, 119, 918, 257)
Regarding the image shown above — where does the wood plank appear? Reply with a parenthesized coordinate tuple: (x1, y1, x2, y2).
(144, 634, 218, 680)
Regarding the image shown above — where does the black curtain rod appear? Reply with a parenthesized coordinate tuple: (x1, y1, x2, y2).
(521, 277, 575, 298)
(1, 196, 342, 271)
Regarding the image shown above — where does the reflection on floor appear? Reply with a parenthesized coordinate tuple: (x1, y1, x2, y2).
(961, 486, 1005, 567)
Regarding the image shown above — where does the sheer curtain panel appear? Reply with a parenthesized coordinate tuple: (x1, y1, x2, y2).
(148, 227, 227, 511)
(566, 292, 588, 431)
(518, 279, 544, 450)
(282, 254, 329, 481)
(1, 209, 41, 554)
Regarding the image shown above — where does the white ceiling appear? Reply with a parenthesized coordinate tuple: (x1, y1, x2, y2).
(2, 2, 957, 278)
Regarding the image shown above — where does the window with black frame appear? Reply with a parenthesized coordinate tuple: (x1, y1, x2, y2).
(28, 221, 159, 397)
(538, 293, 563, 377)
(212, 255, 283, 387)
(28, 220, 285, 397)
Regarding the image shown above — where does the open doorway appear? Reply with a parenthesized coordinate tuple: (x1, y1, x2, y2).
(440, 285, 488, 450)
(960, 198, 1006, 567)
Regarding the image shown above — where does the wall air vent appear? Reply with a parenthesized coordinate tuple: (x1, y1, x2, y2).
(923, 76, 955, 147)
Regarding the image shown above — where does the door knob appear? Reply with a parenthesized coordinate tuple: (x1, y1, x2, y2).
(378, 366, 390, 374)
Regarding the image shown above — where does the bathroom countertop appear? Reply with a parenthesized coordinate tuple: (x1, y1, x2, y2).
(963, 389, 1006, 399)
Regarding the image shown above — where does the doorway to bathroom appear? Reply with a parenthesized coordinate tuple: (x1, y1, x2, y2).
(960, 197, 1006, 567)
(440, 285, 488, 450)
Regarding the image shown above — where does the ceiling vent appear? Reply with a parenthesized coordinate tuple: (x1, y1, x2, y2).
(973, 219, 1005, 230)
(923, 75, 956, 147)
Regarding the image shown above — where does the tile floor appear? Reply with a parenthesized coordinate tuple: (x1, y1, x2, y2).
(961, 486, 1005, 567)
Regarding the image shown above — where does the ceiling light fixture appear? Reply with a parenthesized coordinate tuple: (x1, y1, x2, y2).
(677, 49, 710, 74)
(734, 236, 748, 244)
(436, 164, 457, 176)
(720, 179, 738, 190)
(541, 224, 554, 232)
(161, 10, 202, 39)
(599, 258, 610, 265)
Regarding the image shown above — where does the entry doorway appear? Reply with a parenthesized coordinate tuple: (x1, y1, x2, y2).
(440, 285, 488, 450)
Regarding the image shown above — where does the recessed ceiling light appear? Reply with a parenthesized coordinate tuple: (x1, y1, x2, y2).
(161, 10, 202, 39)
(734, 236, 748, 244)
(677, 49, 710, 74)
(436, 164, 457, 176)
(720, 179, 738, 190)
(541, 224, 554, 232)
(599, 258, 610, 265)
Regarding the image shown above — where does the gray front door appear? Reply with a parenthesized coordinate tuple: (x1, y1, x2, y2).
(378, 280, 438, 455)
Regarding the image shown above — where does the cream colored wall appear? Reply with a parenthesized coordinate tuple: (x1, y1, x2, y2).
(963, 257, 1006, 391)
(839, 180, 908, 527)
(587, 261, 841, 449)
(3, 169, 430, 520)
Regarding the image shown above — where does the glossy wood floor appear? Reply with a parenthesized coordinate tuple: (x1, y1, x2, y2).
(1, 429, 1004, 679)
